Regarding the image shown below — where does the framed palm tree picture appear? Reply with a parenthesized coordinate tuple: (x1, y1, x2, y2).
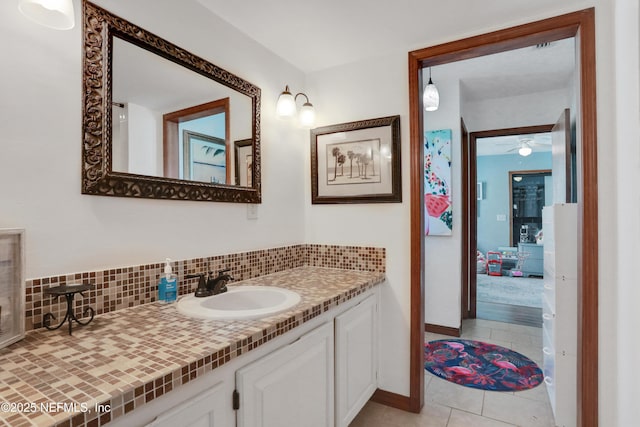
(310, 115, 401, 204)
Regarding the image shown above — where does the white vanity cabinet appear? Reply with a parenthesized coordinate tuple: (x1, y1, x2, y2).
(236, 291, 379, 427)
(111, 286, 380, 427)
(109, 365, 235, 427)
(335, 293, 378, 427)
(146, 381, 229, 427)
(236, 321, 335, 427)
(542, 204, 577, 427)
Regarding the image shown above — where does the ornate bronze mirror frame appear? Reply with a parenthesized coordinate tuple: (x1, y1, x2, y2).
(81, 0, 261, 202)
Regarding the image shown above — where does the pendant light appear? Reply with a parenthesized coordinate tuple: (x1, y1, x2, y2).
(18, 0, 75, 30)
(276, 85, 316, 128)
(423, 67, 440, 112)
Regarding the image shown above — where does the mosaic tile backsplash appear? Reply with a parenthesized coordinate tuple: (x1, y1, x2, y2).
(24, 244, 385, 331)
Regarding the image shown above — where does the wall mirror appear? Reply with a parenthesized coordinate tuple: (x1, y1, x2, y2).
(82, 0, 261, 202)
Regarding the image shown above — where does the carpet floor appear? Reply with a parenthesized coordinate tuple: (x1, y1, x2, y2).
(476, 274, 543, 308)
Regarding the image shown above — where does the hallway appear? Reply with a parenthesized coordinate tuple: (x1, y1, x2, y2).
(350, 318, 553, 427)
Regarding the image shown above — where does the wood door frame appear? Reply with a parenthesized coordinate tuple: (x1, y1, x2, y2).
(407, 8, 598, 425)
(460, 119, 470, 320)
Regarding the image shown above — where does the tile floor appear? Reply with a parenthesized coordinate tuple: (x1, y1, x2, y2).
(350, 318, 555, 427)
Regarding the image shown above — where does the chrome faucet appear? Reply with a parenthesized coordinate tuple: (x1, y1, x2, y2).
(186, 269, 233, 298)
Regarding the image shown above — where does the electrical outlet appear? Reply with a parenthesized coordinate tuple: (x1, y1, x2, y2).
(496, 214, 507, 222)
(247, 204, 258, 220)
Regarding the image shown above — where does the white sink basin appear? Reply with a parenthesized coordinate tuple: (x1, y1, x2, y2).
(176, 286, 301, 320)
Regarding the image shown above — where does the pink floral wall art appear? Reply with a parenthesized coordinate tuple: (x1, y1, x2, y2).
(424, 129, 452, 236)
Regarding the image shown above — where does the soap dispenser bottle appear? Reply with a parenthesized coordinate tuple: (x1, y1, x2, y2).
(159, 258, 178, 304)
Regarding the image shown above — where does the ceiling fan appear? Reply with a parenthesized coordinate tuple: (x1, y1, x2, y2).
(479, 133, 552, 157)
(503, 136, 551, 156)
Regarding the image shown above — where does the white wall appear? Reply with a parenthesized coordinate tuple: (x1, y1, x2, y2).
(112, 105, 129, 172)
(305, 54, 411, 396)
(590, 1, 619, 424)
(613, 0, 640, 425)
(423, 78, 462, 329)
(0, 0, 308, 278)
(127, 103, 160, 176)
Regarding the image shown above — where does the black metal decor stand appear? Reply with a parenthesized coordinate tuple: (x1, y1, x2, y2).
(43, 284, 96, 335)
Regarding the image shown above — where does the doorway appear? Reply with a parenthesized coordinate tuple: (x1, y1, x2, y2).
(407, 8, 597, 427)
(163, 98, 230, 183)
(470, 128, 553, 327)
(463, 125, 555, 322)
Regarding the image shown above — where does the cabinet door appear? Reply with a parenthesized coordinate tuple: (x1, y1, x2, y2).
(335, 294, 378, 427)
(236, 322, 334, 427)
(146, 381, 228, 427)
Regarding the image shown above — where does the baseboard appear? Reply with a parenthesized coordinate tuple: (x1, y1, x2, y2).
(424, 323, 460, 337)
(371, 389, 416, 412)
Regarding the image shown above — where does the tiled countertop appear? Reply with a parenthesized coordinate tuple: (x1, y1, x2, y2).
(0, 267, 384, 427)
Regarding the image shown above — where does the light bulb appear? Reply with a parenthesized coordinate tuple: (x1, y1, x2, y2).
(276, 87, 296, 118)
(298, 103, 315, 128)
(41, 0, 63, 10)
(518, 145, 532, 156)
(18, 0, 75, 30)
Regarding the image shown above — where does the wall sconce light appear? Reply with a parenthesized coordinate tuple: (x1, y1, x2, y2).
(423, 67, 440, 112)
(276, 85, 315, 128)
(18, 0, 75, 30)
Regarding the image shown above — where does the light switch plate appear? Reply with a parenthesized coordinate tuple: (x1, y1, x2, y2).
(496, 214, 507, 221)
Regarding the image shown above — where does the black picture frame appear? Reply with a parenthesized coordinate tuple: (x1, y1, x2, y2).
(310, 115, 401, 204)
